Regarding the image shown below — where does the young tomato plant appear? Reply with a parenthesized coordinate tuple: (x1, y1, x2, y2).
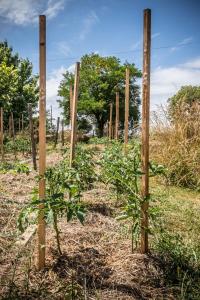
(62, 145, 97, 191)
(101, 140, 165, 251)
(18, 163, 85, 255)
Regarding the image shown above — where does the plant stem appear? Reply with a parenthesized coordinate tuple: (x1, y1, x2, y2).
(52, 211, 62, 255)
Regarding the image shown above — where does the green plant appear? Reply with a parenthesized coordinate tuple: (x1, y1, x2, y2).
(101, 141, 165, 251)
(63, 145, 97, 191)
(4, 136, 30, 154)
(0, 161, 30, 174)
(18, 163, 85, 255)
(153, 227, 200, 299)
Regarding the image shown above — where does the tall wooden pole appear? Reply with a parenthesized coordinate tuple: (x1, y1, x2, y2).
(141, 9, 151, 254)
(69, 62, 80, 167)
(124, 67, 130, 147)
(109, 103, 113, 140)
(38, 15, 46, 269)
(11, 112, 17, 158)
(70, 83, 73, 127)
(61, 119, 64, 146)
(28, 103, 37, 171)
(54, 117, 60, 148)
(115, 92, 119, 140)
(0, 108, 4, 160)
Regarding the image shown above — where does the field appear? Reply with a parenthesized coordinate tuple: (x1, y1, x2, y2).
(1, 7, 200, 300)
(0, 140, 200, 300)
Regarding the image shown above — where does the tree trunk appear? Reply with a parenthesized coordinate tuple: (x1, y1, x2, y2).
(96, 118, 105, 137)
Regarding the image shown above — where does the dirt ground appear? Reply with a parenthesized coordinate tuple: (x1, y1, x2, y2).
(0, 150, 177, 299)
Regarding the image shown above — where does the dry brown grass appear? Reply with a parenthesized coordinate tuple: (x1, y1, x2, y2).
(150, 103, 200, 189)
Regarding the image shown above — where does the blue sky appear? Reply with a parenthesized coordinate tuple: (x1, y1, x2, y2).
(0, 0, 200, 117)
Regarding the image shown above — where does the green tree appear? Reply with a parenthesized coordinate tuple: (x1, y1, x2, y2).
(168, 85, 200, 117)
(0, 41, 39, 129)
(58, 53, 141, 137)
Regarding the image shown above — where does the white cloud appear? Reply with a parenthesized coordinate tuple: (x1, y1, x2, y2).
(57, 41, 71, 57)
(0, 0, 66, 25)
(46, 66, 66, 120)
(149, 57, 200, 109)
(80, 10, 99, 41)
(131, 32, 160, 50)
(170, 36, 193, 52)
(181, 57, 200, 69)
(67, 63, 75, 73)
(43, 0, 65, 19)
(152, 32, 160, 39)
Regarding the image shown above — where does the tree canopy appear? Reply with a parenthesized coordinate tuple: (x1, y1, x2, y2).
(0, 41, 39, 128)
(168, 85, 200, 117)
(58, 53, 142, 136)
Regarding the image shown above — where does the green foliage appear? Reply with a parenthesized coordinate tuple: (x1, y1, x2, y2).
(77, 117, 92, 133)
(18, 162, 85, 255)
(4, 136, 30, 153)
(89, 136, 109, 145)
(168, 85, 200, 117)
(0, 41, 39, 129)
(100, 141, 165, 250)
(58, 53, 141, 136)
(0, 161, 30, 174)
(153, 228, 200, 299)
(63, 145, 97, 190)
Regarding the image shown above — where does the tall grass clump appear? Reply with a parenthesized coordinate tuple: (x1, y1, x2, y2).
(151, 103, 200, 190)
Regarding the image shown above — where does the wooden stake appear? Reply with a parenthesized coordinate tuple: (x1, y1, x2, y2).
(61, 119, 64, 146)
(11, 112, 17, 159)
(54, 117, 60, 148)
(141, 9, 151, 254)
(115, 92, 119, 140)
(11, 113, 15, 138)
(38, 15, 46, 270)
(69, 62, 80, 167)
(70, 83, 73, 127)
(0, 108, 4, 160)
(109, 103, 113, 140)
(28, 103, 37, 171)
(124, 67, 130, 146)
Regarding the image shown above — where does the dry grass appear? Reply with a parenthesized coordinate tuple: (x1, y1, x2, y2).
(150, 104, 200, 189)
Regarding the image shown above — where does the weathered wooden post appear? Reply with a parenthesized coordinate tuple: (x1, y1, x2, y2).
(69, 62, 80, 167)
(70, 83, 73, 127)
(28, 103, 37, 171)
(115, 92, 119, 140)
(0, 108, 4, 160)
(141, 8, 151, 254)
(124, 67, 130, 147)
(54, 117, 60, 148)
(38, 14, 46, 269)
(10, 112, 17, 158)
(61, 119, 64, 146)
(109, 103, 113, 140)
